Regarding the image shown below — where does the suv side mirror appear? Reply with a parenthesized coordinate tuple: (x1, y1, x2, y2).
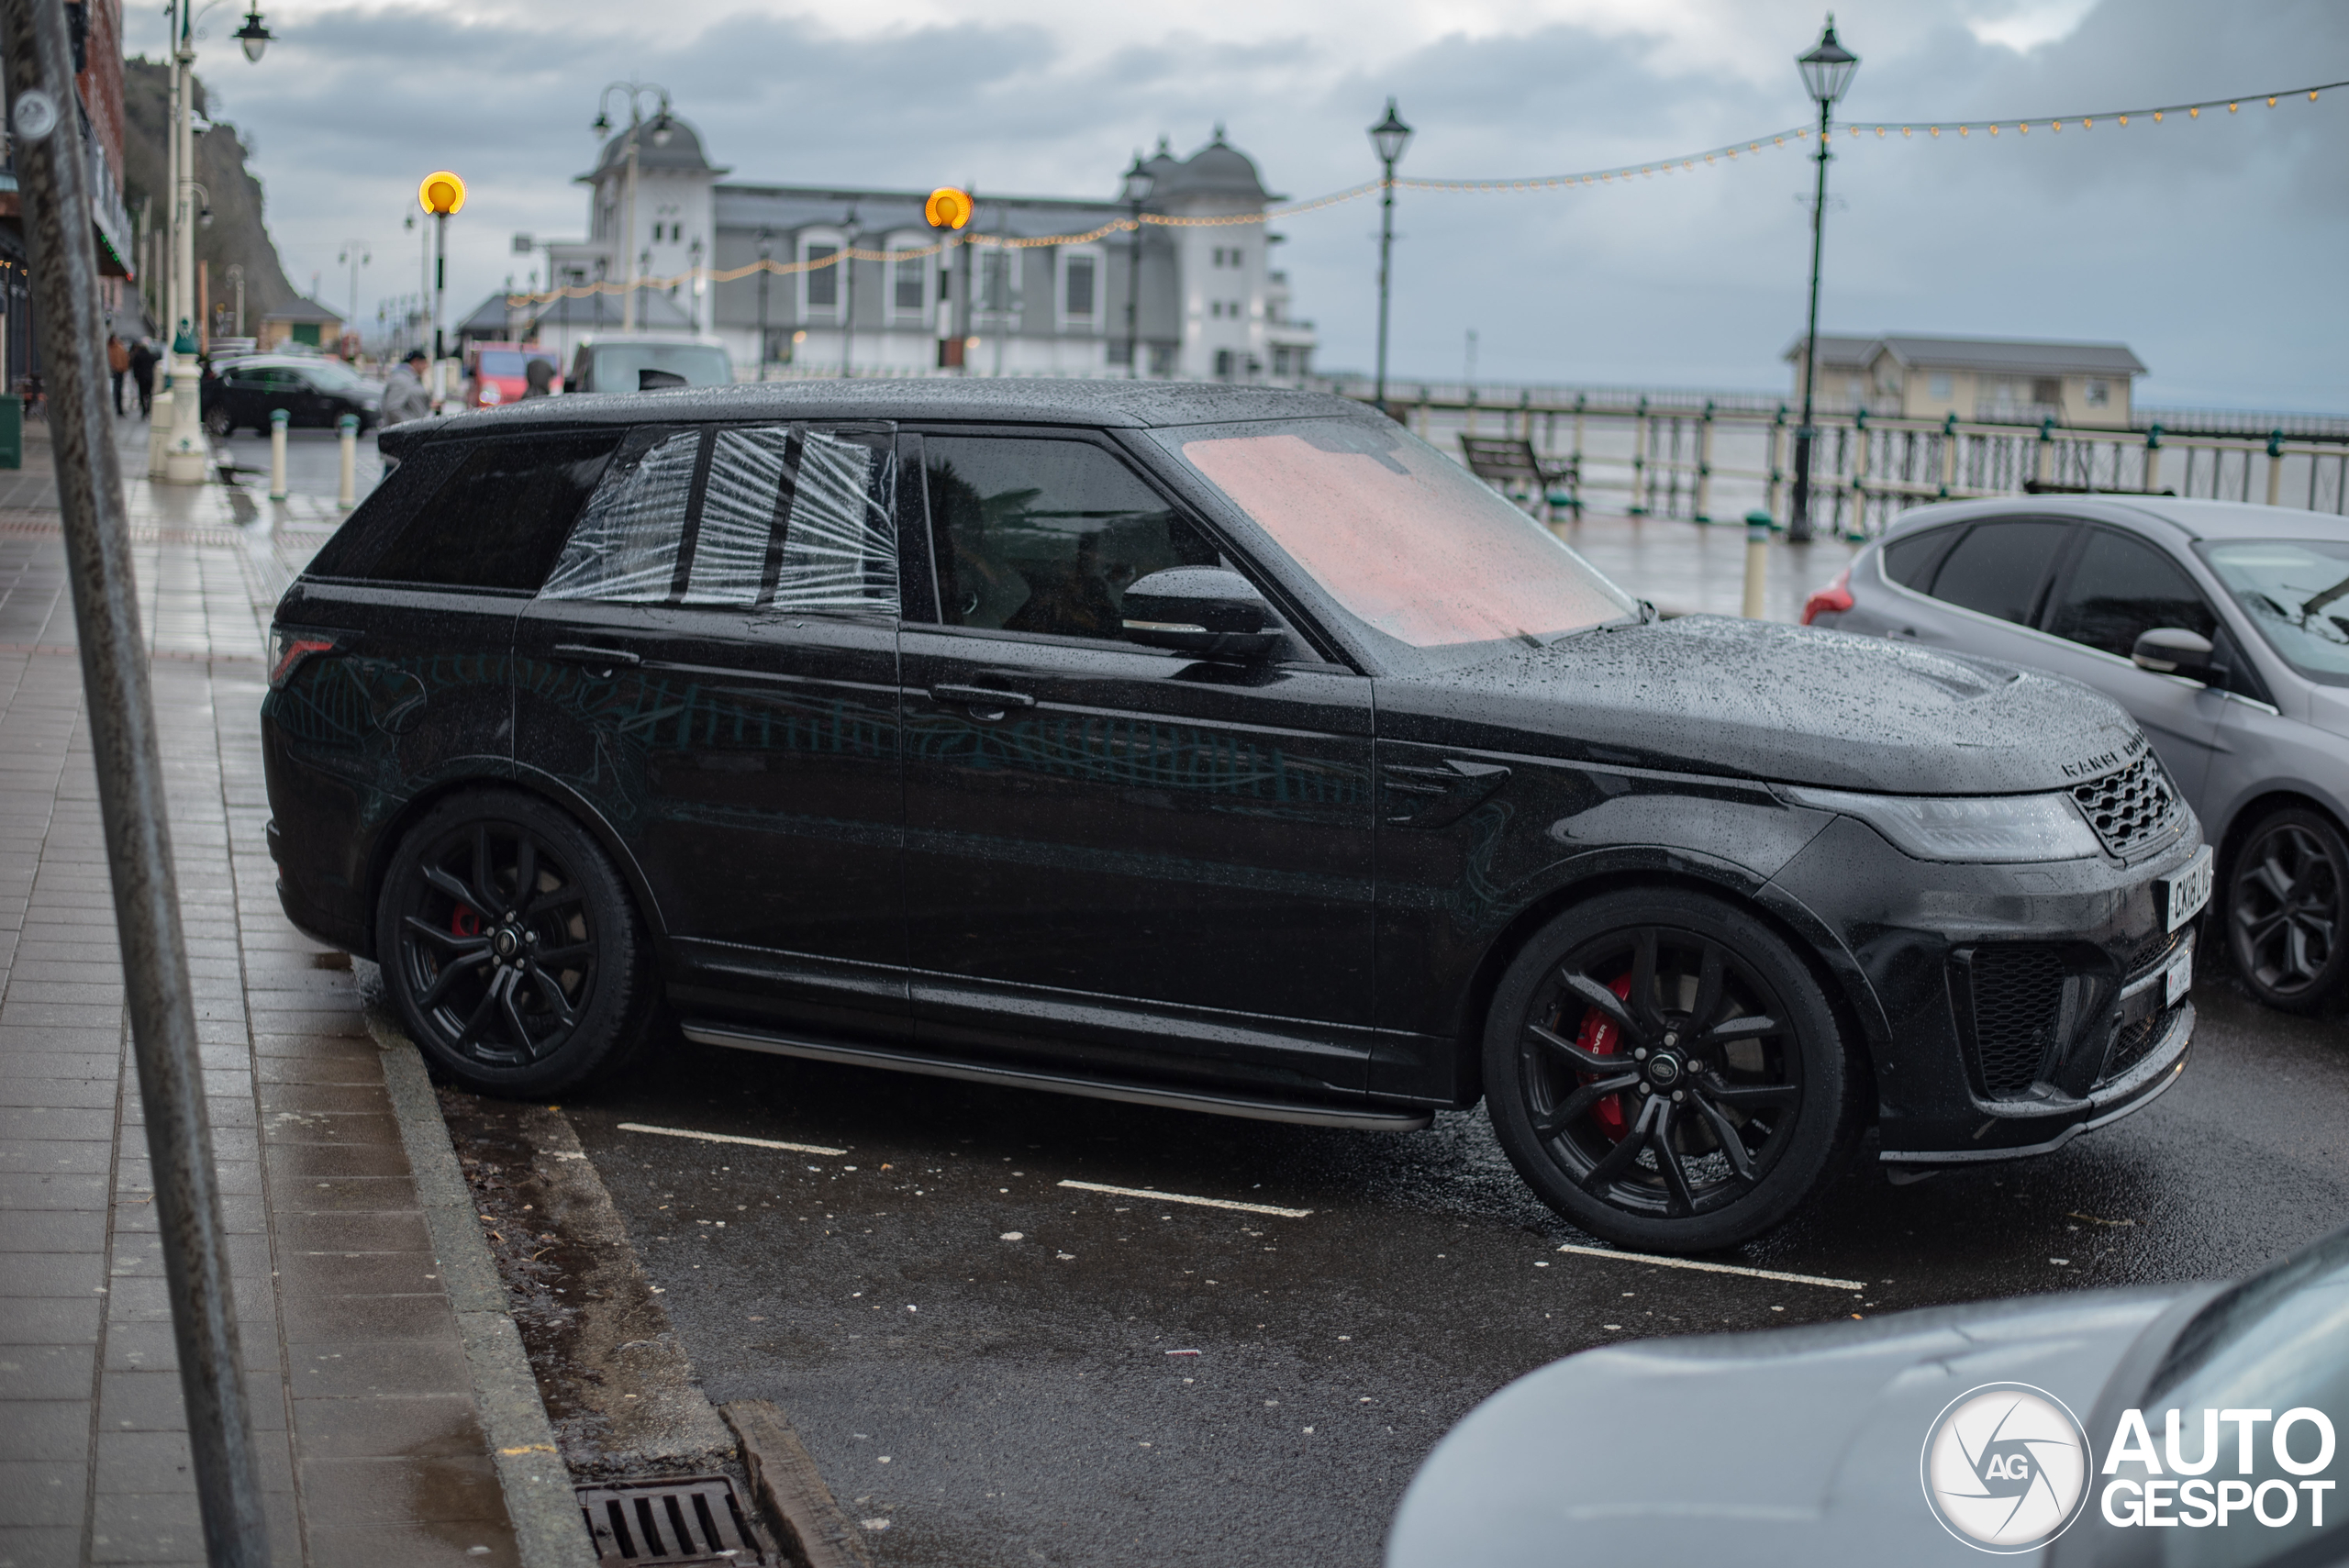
(1121, 567, 1282, 662)
(2132, 627, 2221, 684)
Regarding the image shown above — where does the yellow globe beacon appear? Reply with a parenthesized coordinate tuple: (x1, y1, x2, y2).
(417, 171, 467, 217)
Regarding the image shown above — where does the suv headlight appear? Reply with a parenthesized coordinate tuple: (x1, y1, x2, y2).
(1778, 784, 2102, 862)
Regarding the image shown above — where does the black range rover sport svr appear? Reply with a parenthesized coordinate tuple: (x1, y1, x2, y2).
(262, 382, 2209, 1251)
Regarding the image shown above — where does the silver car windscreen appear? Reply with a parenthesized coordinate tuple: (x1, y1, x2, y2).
(538, 422, 896, 611)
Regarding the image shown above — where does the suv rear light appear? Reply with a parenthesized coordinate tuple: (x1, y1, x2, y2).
(268, 628, 340, 688)
(1800, 567, 1854, 626)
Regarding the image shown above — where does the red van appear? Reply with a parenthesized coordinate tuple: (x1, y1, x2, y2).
(464, 343, 562, 407)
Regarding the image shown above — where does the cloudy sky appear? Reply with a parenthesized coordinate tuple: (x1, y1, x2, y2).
(128, 0, 2346, 410)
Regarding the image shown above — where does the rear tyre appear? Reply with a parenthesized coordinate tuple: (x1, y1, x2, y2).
(2225, 806, 2347, 1014)
(1484, 887, 1861, 1253)
(375, 790, 654, 1095)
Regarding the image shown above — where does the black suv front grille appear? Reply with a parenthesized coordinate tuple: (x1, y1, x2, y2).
(2098, 1012, 2169, 1087)
(2071, 755, 2182, 860)
(1965, 946, 2069, 1097)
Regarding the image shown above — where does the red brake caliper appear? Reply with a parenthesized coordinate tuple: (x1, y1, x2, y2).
(451, 905, 481, 939)
(1575, 973, 1634, 1140)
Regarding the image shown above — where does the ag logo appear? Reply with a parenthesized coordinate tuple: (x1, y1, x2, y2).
(1921, 1383, 2094, 1552)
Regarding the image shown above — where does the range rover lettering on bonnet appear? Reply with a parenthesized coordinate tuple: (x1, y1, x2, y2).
(2059, 730, 2149, 781)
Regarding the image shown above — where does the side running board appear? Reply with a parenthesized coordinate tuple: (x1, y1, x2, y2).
(678, 1020, 1435, 1133)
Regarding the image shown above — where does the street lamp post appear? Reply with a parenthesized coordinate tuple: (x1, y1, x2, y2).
(590, 82, 672, 334)
(1367, 98, 1412, 417)
(1788, 14, 1858, 542)
(841, 203, 859, 378)
(335, 239, 367, 350)
(755, 229, 772, 380)
(417, 172, 465, 403)
(1120, 152, 1154, 379)
(158, 0, 269, 484)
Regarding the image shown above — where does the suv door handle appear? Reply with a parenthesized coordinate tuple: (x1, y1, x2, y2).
(930, 683, 1037, 712)
(551, 643, 643, 669)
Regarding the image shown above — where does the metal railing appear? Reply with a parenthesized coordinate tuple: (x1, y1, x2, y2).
(1325, 381, 2349, 536)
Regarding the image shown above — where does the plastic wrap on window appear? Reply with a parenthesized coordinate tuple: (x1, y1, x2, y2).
(774, 429, 896, 611)
(539, 429, 701, 602)
(685, 426, 792, 605)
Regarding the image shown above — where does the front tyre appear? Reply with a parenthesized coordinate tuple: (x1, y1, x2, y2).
(203, 403, 233, 438)
(2226, 806, 2347, 1014)
(1484, 887, 1861, 1253)
(376, 790, 652, 1095)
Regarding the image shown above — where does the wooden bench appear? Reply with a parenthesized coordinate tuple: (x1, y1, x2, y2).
(1459, 435, 1580, 518)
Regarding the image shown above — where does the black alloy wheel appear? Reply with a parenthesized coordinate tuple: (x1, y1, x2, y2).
(377, 790, 652, 1095)
(2227, 806, 2347, 1014)
(1485, 888, 1861, 1252)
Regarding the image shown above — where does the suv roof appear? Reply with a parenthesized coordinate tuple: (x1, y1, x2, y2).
(378, 378, 1367, 454)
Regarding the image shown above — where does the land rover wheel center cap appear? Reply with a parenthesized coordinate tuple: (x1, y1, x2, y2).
(491, 927, 521, 961)
(1646, 1052, 1681, 1086)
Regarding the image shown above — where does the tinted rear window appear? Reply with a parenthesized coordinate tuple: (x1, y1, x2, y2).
(364, 432, 622, 592)
(1926, 520, 2073, 626)
(1882, 526, 1959, 589)
(476, 350, 528, 377)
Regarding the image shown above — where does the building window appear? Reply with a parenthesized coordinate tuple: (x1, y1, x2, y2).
(2086, 379, 2110, 407)
(1061, 251, 1098, 329)
(887, 233, 928, 324)
(978, 249, 1012, 317)
(2032, 377, 2063, 406)
(1930, 373, 1953, 399)
(804, 241, 840, 314)
(1215, 349, 1234, 380)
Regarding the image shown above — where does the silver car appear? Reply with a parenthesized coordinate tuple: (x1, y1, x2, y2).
(1806, 496, 2349, 1013)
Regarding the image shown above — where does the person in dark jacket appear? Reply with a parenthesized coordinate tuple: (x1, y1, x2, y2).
(127, 338, 158, 416)
(106, 334, 129, 415)
(522, 357, 556, 398)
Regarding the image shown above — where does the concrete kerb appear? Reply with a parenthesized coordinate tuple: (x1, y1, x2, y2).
(362, 991, 600, 1568)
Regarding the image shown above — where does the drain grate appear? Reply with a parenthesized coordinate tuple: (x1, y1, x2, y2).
(578, 1474, 763, 1565)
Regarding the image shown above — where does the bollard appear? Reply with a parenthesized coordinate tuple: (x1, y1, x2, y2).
(145, 384, 173, 478)
(2266, 429, 2285, 507)
(1742, 509, 1771, 619)
(268, 407, 288, 500)
(337, 414, 359, 508)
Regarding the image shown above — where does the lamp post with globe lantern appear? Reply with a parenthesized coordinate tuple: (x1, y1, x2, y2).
(1788, 15, 1858, 541)
(1367, 98, 1412, 417)
(1120, 152, 1154, 378)
(158, 0, 271, 484)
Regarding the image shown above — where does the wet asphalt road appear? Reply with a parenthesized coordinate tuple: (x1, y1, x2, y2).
(556, 975, 2349, 1568)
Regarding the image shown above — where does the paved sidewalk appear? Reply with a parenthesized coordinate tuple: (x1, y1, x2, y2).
(0, 436, 531, 1564)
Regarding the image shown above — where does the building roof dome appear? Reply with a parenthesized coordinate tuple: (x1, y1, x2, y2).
(586, 113, 727, 179)
(1155, 126, 1270, 201)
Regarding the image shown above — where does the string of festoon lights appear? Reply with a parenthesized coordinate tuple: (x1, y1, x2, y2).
(505, 74, 2347, 306)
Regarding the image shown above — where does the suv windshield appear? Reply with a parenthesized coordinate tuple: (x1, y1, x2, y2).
(1159, 417, 1634, 662)
(588, 342, 732, 392)
(2199, 537, 2349, 685)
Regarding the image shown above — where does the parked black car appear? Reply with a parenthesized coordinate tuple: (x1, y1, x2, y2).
(261, 383, 2206, 1251)
(202, 354, 382, 436)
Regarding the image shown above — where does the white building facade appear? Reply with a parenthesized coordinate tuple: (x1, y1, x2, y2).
(534, 120, 1317, 383)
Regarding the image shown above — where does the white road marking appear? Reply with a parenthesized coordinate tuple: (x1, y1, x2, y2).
(617, 1122, 848, 1158)
(1553, 1243, 1865, 1292)
(1057, 1180, 1312, 1218)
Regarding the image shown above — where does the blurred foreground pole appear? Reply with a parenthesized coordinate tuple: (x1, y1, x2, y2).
(337, 412, 357, 507)
(0, 4, 273, 1563)
(268, 406, 287, 500)
(1742, 509, 1770, 620)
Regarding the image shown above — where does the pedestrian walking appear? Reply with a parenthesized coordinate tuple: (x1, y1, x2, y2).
(106, 333, 129, 415)
(381, 349, 433, 426)
(522, 357, 556, 399)
(128, 337, 158, 416)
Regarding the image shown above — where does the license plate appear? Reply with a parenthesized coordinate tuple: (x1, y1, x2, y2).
(2162, 845, 2214, 933)
(2165, 942, 2194, 1007)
